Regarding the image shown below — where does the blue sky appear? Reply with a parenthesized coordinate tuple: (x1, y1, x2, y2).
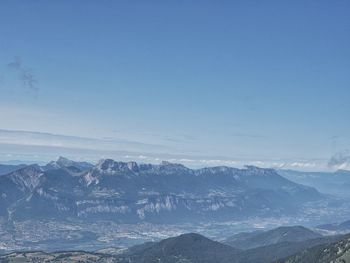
(0, 1, 349, 170)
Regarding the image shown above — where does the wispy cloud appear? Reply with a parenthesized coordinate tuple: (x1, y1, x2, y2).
(328, 150, 350, 170)
(289, 161, 317, 169)
(163, 135, 197, 143)
(7, 56, 22, 70)
(7, 56, 38, 92)
(0, 129, 170, 153)
(0, 129, 333, 171)
(112, 129, 197, 144)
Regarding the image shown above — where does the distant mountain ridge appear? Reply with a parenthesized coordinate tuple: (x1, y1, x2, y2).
(0, 164, 27, 176)
(317, 219, 350, 234)
(278, 169, 350, 198)
(0, 157, 324, 224)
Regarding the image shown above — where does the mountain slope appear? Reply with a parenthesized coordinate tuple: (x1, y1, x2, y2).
(235, 235, 343, 263)
(0, 165, 43, 219)
(0, 164, 27, 176)
(44, 156, 93, 173)
(283, 233, 350, 263)
(225, 226, 322, 249)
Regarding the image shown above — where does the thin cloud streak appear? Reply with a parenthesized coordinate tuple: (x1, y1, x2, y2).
(0, 129, 171, 153)
(0, 129, 332, 172)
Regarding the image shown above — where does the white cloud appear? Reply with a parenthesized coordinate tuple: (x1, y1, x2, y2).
(328, 151, 350, 170)
(0, 129, 336, 172)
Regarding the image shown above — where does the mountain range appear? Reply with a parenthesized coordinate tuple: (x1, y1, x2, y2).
(0, 157, 323, 224)
(1, 157, 350, 257)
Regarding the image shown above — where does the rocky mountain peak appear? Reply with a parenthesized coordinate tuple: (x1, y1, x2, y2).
(44, 156, 93, 172)
(56, 156, 74, 166)
(159, 161, 189, 171)
(244, 165, 277, 176)
(9, 164, 43, 191)
(96, 159, 139, 173)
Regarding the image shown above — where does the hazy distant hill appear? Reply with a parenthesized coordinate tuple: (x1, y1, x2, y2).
(224, 226, 322, 249)
(317, 219, 350, 234)
(279, 169, 350, 198)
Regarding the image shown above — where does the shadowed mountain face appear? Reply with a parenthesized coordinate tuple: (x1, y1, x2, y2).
(224, 226, 322, 250)
(0, 158, 323, 223)
(283, 233, 350, 263)
(0, 164, 27, 176)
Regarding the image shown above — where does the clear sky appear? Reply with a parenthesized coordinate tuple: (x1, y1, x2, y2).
(0, 0, 349, 170)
